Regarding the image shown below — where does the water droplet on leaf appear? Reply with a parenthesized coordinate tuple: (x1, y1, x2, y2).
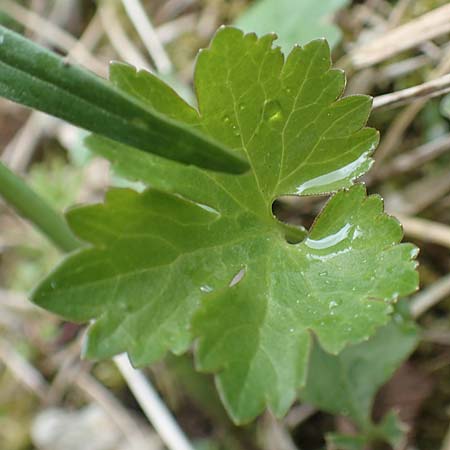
(263, 100, 283, 123)
(200, 285, 214, 293)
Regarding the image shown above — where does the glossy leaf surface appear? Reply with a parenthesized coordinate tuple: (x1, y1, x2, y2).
(0, 25, 248, 174)
(33, 28, 418, 424)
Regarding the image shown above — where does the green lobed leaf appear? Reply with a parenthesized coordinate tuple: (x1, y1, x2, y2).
(326, 411, 407, 450)
(300, 310, 418, 441)
(326, 433, 367, 450)
(0, 25, 248, 174)
(373, 411, 408, 449)
(33, 27, 418, 424)
(235, 0, 349, 52)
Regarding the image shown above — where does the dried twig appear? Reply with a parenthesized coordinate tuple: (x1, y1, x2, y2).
(396, 214, 450, 249)
(411, 273, 450, 318)
(114, 354, 194, 450)
(376, 134, 450, 181)
(260, 412, 299, 450)
(0, 0, 104, 74)
(377, 55, 431, 82)
(371, 46, 450, 173)
(370, 101, 425, 174)
(0, 337, 49, 400)
(0, 288, 37, 313)
(156, 13, 196, 44)
(386, 0, 413, 28)
(155, 0, 195, 23)
(98, 2, 150, 70)
(385, 169, 450, 215)
(423, 329, 450, 346)
(373, 73, 450, 110)
(121, 0, 172, 74)
(76, 368, 156, 449)
(1, 113, 59, 173)
(1, 11, 105, 172)
(284, 403, 317, 429)
(351, 4, 450, 68)
(46, 339, 155, 448)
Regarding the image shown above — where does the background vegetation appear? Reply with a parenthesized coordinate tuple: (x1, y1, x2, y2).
(0, 0, 449, 449)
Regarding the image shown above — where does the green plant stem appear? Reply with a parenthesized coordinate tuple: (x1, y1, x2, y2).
(0, 25, 249, 174)
(0, 161, 81, 252)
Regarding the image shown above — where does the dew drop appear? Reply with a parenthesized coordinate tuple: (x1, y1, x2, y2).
(200, 285, 214, 293)
(239, 104, 246, 111)
(223, 115, 231, 124)
(50, 281, 57, 289)
(319, 271, 328, 277)
(289, 328, 294, 333)
(263, 100, 283, 123)
(329, 300, 338, 309)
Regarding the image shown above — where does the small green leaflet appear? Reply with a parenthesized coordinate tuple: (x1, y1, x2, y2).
(301, 311, 418, 447)
(327, 413, 407, 450)
(235, 0, 349, 52)
(33, 27, 418, 424)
